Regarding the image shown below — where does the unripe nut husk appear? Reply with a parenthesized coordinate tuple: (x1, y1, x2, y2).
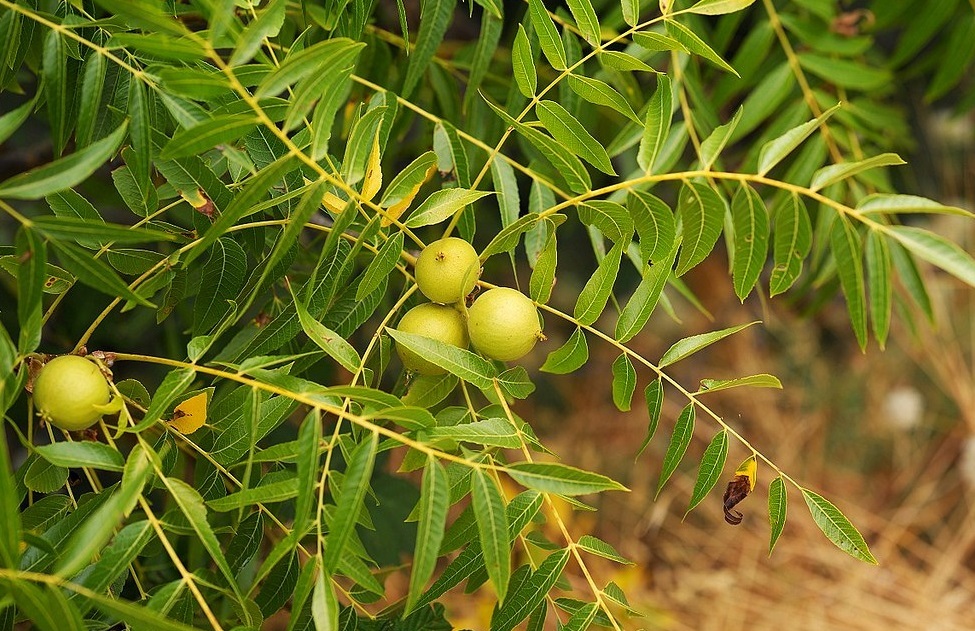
(414, 237, 480, 304)
(395, 303, 470, 375)
(467, 287, 543, 362)
(33, 355, 111, 431)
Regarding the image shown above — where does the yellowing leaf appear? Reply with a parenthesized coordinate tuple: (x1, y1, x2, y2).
(179, 188, 208, 208)
(361, 130, 383, 202)
(734, 455, 757, 491)
(382, 163, 436, 227)
(322, 191, 347, 214)
(169, 392, 207, 434)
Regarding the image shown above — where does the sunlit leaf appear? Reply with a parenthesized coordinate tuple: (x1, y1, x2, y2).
(698, 374, 782, 394)
(659, 321, 758, 367)
(507, 462, 627, 495)
(886, 225, 975, 289)
(688, 0, 758, 14)
(810, 153, 905, 192)
(405, 188, 494, 228)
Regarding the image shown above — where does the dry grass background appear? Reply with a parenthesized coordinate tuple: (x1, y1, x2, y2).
(442, 110, 975, 630)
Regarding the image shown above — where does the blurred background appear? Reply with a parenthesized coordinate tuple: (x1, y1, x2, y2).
(443, 106, 975, 628)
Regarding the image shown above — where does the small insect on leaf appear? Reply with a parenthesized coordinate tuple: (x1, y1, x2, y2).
(168, 392, 207, 434)
(723, 455, 756, 525)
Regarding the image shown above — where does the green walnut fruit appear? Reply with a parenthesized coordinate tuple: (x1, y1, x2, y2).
(415, 237, 480, 304)
(33, 355, 111, 431)
(467, 287, 543, 362)
(395, 303, 470, 375)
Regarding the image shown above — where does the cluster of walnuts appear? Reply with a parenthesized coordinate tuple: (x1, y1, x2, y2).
(396, 237, 544, 375)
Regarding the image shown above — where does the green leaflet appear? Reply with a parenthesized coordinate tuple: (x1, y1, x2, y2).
(628, 190, 677, 266)
(528, 0, 566, 69)
(688, 0, 759, 14)
(506, 462, 627, 495)
(886, 225, 975, 289)
(0, 400, 22, 568)
(830, 214, 868, 350)
(615, 239, 679, 343)
(512, 24, 537, 97)
(698, 374, 782, 394)
(159, 114, 260, 160)
(290, 281, 362, 373)
(323, 432, 378, 573)
(638, 74, 672, 173)
(15, 228, 44, 352)
(568, 74, 640, 123)
(769, 193, 812, 296)
(576, 535, 632, 564)
(730, 184, 769, 301)
(665, 19, 739, 75)
(768, 476, 787, 555)
(471, 467, 510, 603)
(50, 239, 155, 308)
(192, 238, 247, 336)
(659, 321, 758, 368)
(386, 328, 498, 389)
(36, 442, 124, 472)
(578, 200, 632, 243)
(356, 232, 405, 301)
(380, 151, 438, 208)
(406, 456, 450, 614)
(402, 0, 454, 97)
(610, 353, 637, 412)
(699, 105, 742, 170)
(810, 153, 905, 192)
(685, 430, 728, 514)
(0, 122, 128, 200)
(485, 100, 591, 194)
(540, 327, 588, 374)
(257, 38, 365, 97)
(574, 240, 625, 325)
(537, 101, 616, 175)
(5, 581, 85, 631)
(491, 550, 570, 631)
(865, 230, 892, 348)
(635, 379, 664, 461)
(675, 180, 727, 276)
(528, 219, 558, 304)
(405, 188, 494, 228)
(801, 488, 876, 564)
(656, 403, 695, 497)
(565, 0, 600, 46)
(757, 104, 841, 176)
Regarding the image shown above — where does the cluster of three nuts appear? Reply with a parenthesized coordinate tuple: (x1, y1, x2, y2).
(396, 238, 544, 375)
